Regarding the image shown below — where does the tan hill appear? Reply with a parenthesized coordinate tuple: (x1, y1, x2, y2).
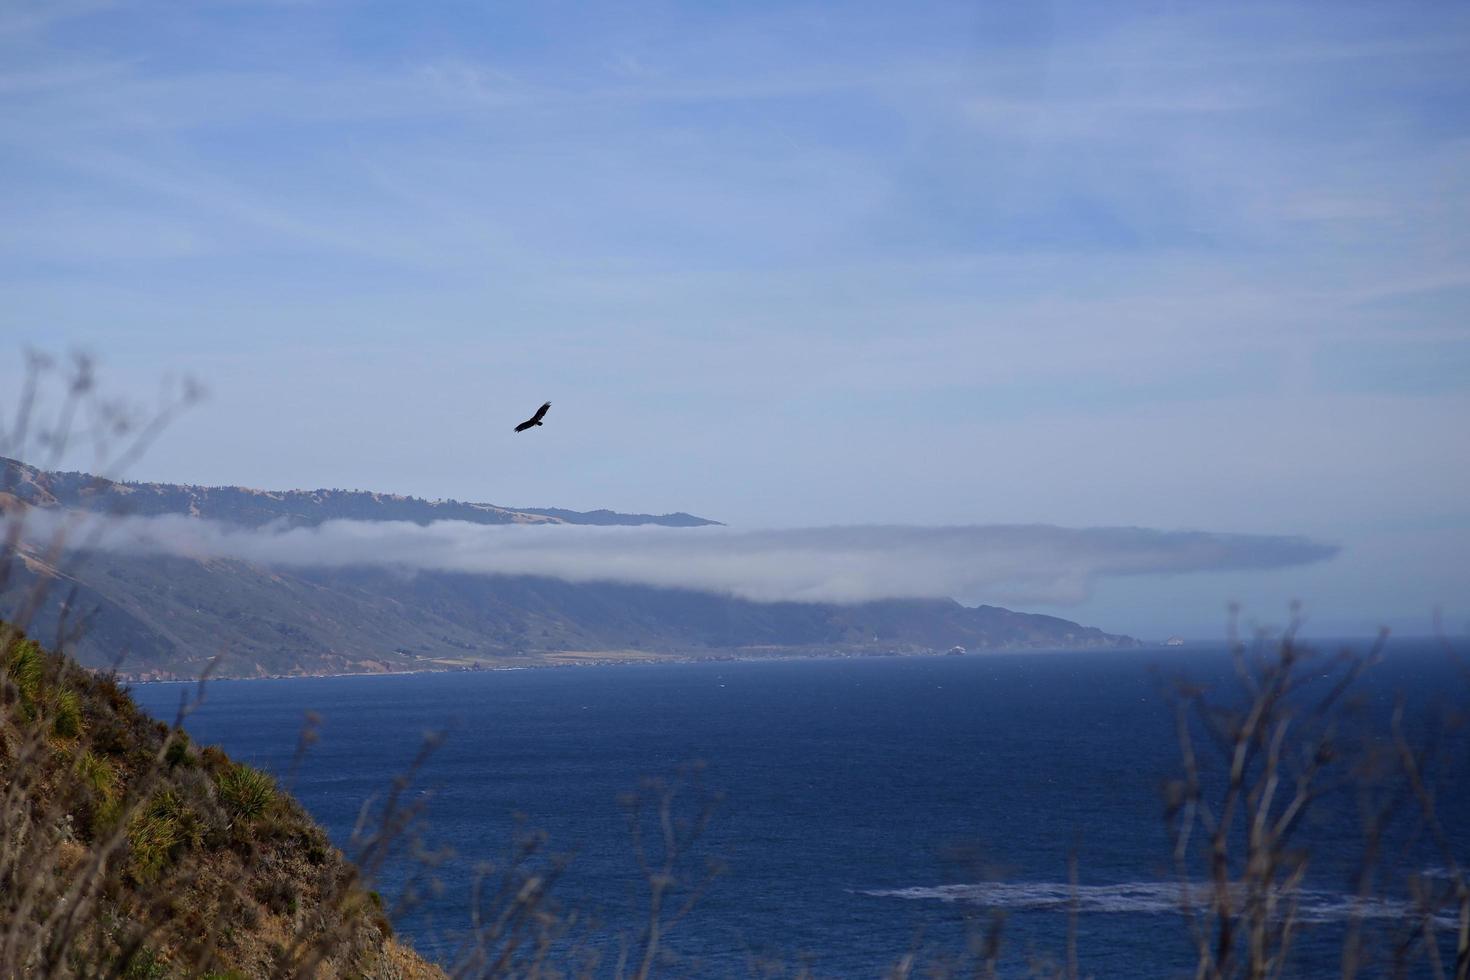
(0, 623, 443, 978)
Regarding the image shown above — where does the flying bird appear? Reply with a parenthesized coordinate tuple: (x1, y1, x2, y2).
(514, 401, 552, 432)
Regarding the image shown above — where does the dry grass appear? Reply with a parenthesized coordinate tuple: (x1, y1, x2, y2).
(0, 624, 446, 978)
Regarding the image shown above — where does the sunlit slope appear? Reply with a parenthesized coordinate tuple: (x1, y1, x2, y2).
(0, 624, 442, 978)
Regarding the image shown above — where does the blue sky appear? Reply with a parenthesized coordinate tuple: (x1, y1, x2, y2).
(2, 0, 1468, 639)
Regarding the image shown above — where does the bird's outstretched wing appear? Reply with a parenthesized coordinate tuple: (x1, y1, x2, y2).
(514, 401, 552, 432)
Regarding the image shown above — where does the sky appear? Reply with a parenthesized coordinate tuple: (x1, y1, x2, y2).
(1, 0, 1468, 639)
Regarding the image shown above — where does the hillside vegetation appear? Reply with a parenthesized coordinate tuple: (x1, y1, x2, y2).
(7, 551, 1135, 680)
(0, 623, 442, 978)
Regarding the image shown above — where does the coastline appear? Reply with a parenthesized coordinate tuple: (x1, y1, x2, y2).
(119, 641, 1158, 685)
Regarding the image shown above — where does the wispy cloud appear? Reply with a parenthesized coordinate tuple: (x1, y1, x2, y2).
(15, 513, 1337, 606)
(0, 1, 1463, 634)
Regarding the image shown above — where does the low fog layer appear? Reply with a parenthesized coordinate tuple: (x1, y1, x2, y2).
(12, 511, 1338, 607)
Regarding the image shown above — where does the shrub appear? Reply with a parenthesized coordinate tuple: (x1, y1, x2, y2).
(51, 687, 83, 739)
(128, 789, 201, 882)
(75, 750, 117, 801)
(120, 948, 168, 980)
(89, 713, 131, 757)
(5, 640, 86, 738)
(164, 730, 191, 768)
(199, 744, 230, 772)
(216, 763, 276, 822)
(253, 875, 299, 916)
(6, 638, 44, 715)
(94, 671, 134, 715)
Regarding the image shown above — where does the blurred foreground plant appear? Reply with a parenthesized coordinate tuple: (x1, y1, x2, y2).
(1162, 608, 1468, 980)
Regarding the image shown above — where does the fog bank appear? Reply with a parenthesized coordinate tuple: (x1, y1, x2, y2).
(11, 511, 1338, 606)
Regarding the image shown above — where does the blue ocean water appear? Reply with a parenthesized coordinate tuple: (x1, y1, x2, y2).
(132, 643, 1470, 977)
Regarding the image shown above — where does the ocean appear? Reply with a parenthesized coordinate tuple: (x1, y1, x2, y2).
(132, 641, 1470, 977)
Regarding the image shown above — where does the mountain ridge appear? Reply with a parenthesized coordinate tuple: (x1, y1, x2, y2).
(0, 456, 720, 529)
(1, 459, 1140, 680)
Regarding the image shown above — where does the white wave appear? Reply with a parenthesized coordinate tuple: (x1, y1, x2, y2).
(1416, 866, 1464, 882)
(861, 880, 1459, 927)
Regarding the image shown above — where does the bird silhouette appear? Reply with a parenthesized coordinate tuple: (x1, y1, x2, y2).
(514, 401, 551, 432)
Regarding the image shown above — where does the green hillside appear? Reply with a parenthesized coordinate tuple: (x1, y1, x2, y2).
(0, 623, 442, 978)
